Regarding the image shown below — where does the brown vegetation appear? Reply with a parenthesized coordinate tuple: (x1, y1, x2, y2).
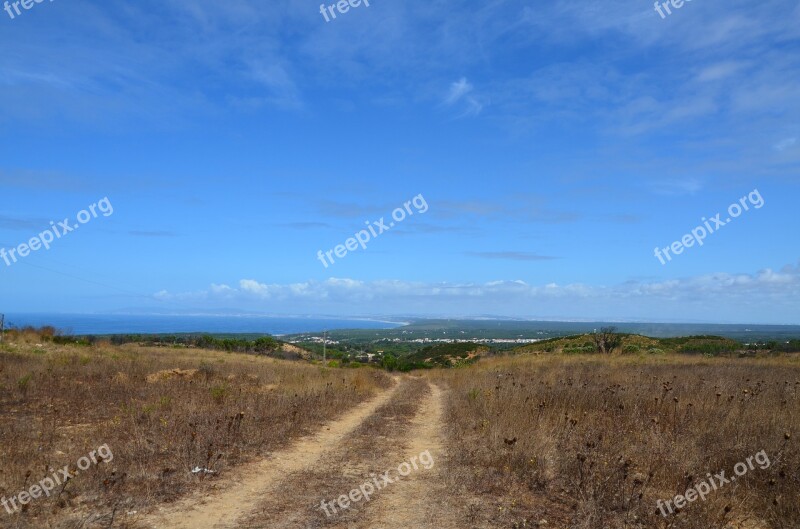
(3, 326, 799, 529)
(432, 355, 800, 528)
(236, 377, 429, 528)
(0, 329, 391, 528)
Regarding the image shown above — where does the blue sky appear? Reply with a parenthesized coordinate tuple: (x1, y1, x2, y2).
(0, 0, 799, 323)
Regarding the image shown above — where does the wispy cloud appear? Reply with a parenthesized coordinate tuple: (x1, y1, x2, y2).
(279, 221, 333, 230)
(435, 197, 580, 225)
(0, 215, 47, 231)
(445, 77, 473, 105)
(245, 60, 303, 110)
(465, 251, 559, 261)
(774, 137, 797, 151)
(392, 222, 473, 235)
(316, 200, 386, 219)
(0, 169, 90, 191)
(153, 262, 800, 324)
(437, 199, 505, 218)
(128, 230, 177, 237)
(444, 77, 483, 117)
(604, 214, 644, 224)
(647, 179, 704, 196)
(696, 61, 747, 83)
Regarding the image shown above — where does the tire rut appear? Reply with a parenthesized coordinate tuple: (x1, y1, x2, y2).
(140, 379, 402, 529)
(237, 377, 430, 528)
(352, 382, 461, 529)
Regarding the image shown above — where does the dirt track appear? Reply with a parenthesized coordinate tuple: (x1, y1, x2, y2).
(141, 377, 459, 529)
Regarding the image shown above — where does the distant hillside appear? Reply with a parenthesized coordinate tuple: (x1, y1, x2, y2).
(48, 331, 313, 360)
(404, 342, 491, 367)
(512, 333, 800, 356)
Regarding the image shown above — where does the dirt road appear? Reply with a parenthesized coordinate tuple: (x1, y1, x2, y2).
(141, 377, 460, 529)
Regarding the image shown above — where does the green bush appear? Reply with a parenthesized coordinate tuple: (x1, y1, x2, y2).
(380, 354, 399, 371)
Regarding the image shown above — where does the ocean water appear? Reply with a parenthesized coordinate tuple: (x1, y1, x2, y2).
(5, 313, 404, 336)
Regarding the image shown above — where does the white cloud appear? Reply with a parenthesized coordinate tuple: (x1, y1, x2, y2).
(240, 279, 274, 297)
(647, 179, 704, 196)
(696, 61, 746, 83)
(153, 263, 800, 324)
(445, 77, 473, 105)
(444, 77, 483, 117)
(245, 60, 302, 109)
(210, 284, 237, 298)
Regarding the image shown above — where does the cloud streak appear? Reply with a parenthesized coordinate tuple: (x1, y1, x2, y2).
(444, 77, 483, 117)
(465, 251, 559, 261)
(154, 262, 800, 324)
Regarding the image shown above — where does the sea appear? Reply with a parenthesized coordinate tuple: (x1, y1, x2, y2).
(4, 313, 405, 336)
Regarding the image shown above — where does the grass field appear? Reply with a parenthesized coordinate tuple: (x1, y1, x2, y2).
(432, 354, 800, 528)
(0, 328, 391, 528)
(1, 328, 798, 528)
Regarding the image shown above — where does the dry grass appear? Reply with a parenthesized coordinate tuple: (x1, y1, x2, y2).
(431, 354, 800, 529)
(238, 377, 429, 528)
(0, 331, 391, 528)
(5, 326, 799, 529)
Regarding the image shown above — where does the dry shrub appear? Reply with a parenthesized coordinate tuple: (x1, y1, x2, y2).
(2, 325, 56, 344)
(145, 368, 199, 383)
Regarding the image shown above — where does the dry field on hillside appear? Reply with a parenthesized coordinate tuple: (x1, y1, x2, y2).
(432, 355, 800, 529)
(0, 330, 390, 528)
(2, 330, 799, 529)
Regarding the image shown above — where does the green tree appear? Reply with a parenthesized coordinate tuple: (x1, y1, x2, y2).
(592, 327, 622, 354)
(381, 353, 399, 371)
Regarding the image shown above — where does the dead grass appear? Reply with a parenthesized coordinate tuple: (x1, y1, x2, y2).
(237, 377, 429, 528)
(430, 354, 800, 529)
(0, 332, 391, 528)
